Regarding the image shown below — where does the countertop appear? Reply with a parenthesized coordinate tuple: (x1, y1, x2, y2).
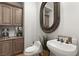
(0, 36, 23, 41)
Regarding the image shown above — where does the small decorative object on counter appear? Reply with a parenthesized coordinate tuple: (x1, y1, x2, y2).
(1, 28, 9, 37)
(15, 26, 23, 37)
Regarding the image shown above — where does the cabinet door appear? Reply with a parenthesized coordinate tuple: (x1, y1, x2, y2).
(0, 4, 2, 25)
(2, 4, 12, 25)
(12, 39, 16, 55)
(19, 38, 24, 52)
(0, 42, 2, 56)
(13, 8, 22, 25)
(15, 38, 24, 54)
(12, 38, 24, 55)
(12, 39, 19, 54)
(2, 40, 13, 56)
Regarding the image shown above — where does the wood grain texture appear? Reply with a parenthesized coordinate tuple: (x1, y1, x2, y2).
(0, 38, 24, 56)
(0, 4, 2, 25)
(0, 42, 2, 56)
(2, 4, 12, 25)
(2, 40, 13, 56)
(12, 38, 24, 55)
(12, 7, 22, 25)
(0, 3, 23, 26)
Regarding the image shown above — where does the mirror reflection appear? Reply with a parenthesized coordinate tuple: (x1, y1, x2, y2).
(43, 2, 54, 28)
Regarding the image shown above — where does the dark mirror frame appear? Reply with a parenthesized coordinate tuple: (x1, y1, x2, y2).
(40, 2, 60, 33)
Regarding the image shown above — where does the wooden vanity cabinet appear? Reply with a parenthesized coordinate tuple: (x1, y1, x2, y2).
(0, 37, 24, 56)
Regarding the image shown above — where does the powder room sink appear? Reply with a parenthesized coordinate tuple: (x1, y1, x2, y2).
(47, 39, 77, 56)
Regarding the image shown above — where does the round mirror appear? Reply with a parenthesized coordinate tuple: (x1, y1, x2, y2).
(40, 2, 60, 33)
